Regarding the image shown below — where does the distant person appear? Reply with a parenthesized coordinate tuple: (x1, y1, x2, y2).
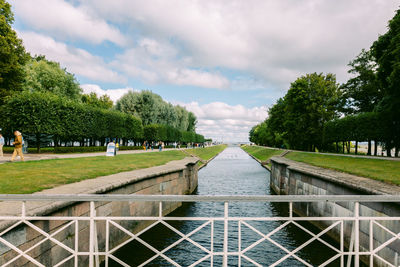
(158, 141, 162, 152)
(22, 136, 28, 153)
(11, 131, 24, 162)
(143, 141, 147, 150)
(0, 133, 4, 158)
(115, 141, 119, 155)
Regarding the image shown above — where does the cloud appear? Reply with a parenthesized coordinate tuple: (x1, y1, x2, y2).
(18, 31, 125, 83)
(112, 39, 230, 89)
(178, 101, 268, 142)
(13, 0, 127, 46)
(79, 0, 398, 88)
(80, 84, 136, 103)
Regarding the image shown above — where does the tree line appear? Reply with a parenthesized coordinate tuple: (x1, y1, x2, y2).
(0, 0, 205, 151)
(250, 8, 400, 157)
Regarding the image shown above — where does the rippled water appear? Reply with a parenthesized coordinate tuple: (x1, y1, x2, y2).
(111, 147, 340, 266)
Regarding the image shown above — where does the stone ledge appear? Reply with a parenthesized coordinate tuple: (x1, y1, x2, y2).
(270, 156, 400, 195)
(0, 157, 198, 230)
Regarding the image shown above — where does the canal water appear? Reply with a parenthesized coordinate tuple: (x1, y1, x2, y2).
(112, 146, 340, 266)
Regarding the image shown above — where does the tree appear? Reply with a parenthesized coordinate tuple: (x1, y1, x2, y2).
(187, 112, 197, 132)
(82, 92, 113, 109)
(175, 105, 189, 131)
(116, 90, 197, 132)
(0, 0, 29, 104)
(24, 56, 82, 100)
(371, 8, 400, 156)
(116, 90, 159, 125)
(341, 49, 381, 154)
(342, 49, 381, 114)
(282, 73, 341, 151)
(0, 91, 143, 152)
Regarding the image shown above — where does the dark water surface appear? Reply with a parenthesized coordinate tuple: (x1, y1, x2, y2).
(111, 147, 341, 266)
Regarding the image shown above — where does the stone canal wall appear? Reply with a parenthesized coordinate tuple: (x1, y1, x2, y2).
(270, 156, 400, 266)
(0, 157, 198, 266)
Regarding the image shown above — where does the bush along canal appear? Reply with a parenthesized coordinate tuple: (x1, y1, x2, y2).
(110, 146, 353, 266)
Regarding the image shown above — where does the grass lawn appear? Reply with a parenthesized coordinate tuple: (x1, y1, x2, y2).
(286, 152, 400, 185)
(241, 145, 282, 162)
(0, 150, 186, 194)
(186, 144, 227, 161)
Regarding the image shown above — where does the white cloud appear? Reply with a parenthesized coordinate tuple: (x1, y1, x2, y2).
(112, 39, 230, 89)
(79, 0, 398, 88)
(178, 101, 268, 142)
(18, 31, 125, 83)
(13, 0, 127, 46)
(80, 84, 136, 103)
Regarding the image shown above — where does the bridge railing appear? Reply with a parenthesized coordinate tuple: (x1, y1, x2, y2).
(0, 194, 399, 267)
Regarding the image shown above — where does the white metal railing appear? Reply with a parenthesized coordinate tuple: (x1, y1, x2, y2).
(0, 194, 399, 267)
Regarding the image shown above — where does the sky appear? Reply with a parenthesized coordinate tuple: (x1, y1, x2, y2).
(10, 0, 399, 142)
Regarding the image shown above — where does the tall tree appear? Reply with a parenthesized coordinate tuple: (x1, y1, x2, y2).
(24, 56, 82, 100)
(187, 112, 197, 132)
(342, 49, 381, 154)
(342, 49, 381, 114)
(283, 73, 341, 151)
(371, 8, 400, 156)
(0, 0, 29, 104)
(115, 90, 159, 125)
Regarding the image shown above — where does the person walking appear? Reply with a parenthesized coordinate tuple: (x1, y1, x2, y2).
(0, 133, 4, 158)
(11, 131, 24, 162)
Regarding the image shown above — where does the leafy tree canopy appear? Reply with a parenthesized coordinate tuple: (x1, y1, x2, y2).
(23, 56, 82, 100)
(81, 92, 113, 109)
(0, 0, 29, 104)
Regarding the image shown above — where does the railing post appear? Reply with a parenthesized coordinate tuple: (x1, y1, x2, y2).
(89, 201, 95, 267)
(354, 202, 360, 267)
(340, 220, 344, 267)
(223, 201, 228, 267)
(369, 220, 373, 267)
(238, 220, 241, 267)
(105, 220, 109, 267)
(74, 220, 79, 267)
(211, 220, 214, 267)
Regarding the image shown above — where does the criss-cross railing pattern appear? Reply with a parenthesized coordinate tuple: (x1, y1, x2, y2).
(0, 195, 399, 267)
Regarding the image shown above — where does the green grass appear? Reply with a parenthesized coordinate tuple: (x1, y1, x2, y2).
(241, 145, 282, 162)
(285, 152, 400, 185)
(186, 145, 227, 162)
(0, 150, 186, 194)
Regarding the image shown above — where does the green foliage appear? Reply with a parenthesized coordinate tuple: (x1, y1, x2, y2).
(0, 0, 29, 104)
(81, 92, 113, 109)
(0, 91, 143, 152)
(250, 73, 341, 151)
(283, 73, 341, 150)
(24, 56, 82, 100)
(143, 124, 202, 143)
(324, 112, 382, 144)
(116, 90, 197, 131)
(371, 8, 400, 151)
(341, 49, 381, 114)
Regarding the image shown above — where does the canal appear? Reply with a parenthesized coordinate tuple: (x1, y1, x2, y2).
(112, 146, 340, 266)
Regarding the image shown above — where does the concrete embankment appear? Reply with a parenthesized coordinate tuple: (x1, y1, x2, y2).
(270, 156, 400, 266)
(0, 157, 198, 266)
